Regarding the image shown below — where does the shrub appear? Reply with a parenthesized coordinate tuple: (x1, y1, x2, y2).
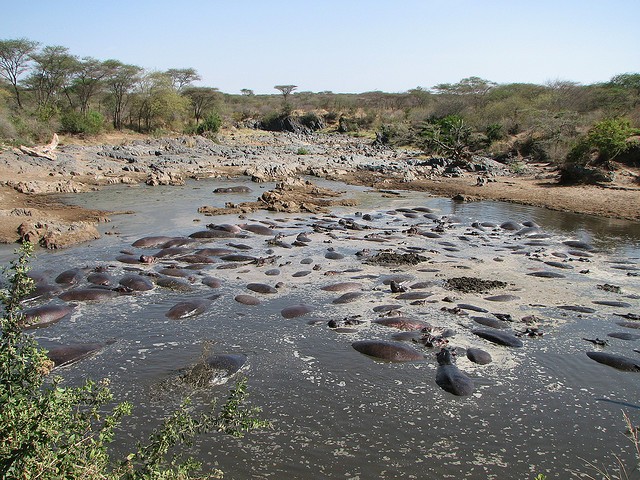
(60, 110, 104, 135)
(485, 123, 504, 142)
(567, 117, 637, 166)
(0, 243, 269, 479)
(296, 147, 310, 155)
(419, 115, 472, 159)
(196, 112, 222, 135)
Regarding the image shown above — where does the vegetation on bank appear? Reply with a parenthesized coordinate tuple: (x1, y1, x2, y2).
(0, 242, 269, 479)
(0, 37, 639, 184)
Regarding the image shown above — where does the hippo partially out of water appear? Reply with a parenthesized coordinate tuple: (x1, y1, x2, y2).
(435, 348, 475, 396)
(352, 340, 425, 362)
(586, 351, 640, 372)
(21, 303, 75, 329)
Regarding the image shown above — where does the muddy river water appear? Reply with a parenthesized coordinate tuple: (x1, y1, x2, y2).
(2, 178, 640, 479)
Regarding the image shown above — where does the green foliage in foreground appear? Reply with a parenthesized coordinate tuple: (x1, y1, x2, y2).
(0, 242, 269, 479)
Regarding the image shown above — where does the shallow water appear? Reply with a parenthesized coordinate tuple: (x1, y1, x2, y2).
(2, 177, 640, 479)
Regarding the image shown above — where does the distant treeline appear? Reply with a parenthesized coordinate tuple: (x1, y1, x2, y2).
(1, 37, 639, 172)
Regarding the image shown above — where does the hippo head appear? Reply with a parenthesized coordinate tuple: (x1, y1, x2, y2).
(436, 347, 456, 366)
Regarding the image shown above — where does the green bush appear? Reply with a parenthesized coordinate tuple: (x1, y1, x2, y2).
(60, 110, 104, 135)
(420, 115, 472, 159)
(196, 112, 222, 135)
(0, 243, 269, 479)
(567, 117, 637, 166)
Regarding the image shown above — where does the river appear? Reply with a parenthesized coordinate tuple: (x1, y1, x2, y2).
(2, 177, 640, 479)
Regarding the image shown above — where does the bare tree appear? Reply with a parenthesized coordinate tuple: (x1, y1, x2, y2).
(0, 38, 39, 108)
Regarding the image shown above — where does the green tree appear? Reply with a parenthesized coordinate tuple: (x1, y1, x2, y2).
(71, 57, 109, 115)
(26, 45, 79, 113)
(183, 86, 220, 124)
(103, 60, 142, 129)
(166, 67, 200, 92)
(0, 38, 39, 109)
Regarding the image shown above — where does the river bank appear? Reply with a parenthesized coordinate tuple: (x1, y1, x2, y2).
(1, 129, 638, 247)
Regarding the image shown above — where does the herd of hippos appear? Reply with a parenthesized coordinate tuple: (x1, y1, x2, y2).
(14, 187, 640, 396)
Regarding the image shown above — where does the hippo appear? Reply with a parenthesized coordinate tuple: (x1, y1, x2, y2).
(332, 292, 364, 304)
(87, 272, 115, 286)
(352, 340, 425, 362)
(47, 340, 115, 368)
(165, 299, 211, 319)
(240, 224, 275, 236)
(593, 300, 632, 308)
(586, 351, 640, 372)
(118, 274, 154, 292)
(21, 303, 75, 329)
(471, 316, 509, 329)
(484, 294, 520, 302)
(195, 248, 235, 257)
(179, 353, 248, 387)
(466, 347, 492, 365)
(189, 230, 237, 239)
(321, 282, 362, 292)
(59, 288, 119, 302)
(201, 277, 222, 288)
(234, 294, 261, 306)
(219, 254, 257, 262)
(132, 236, 176, 248)
(54, 268, 85, 285)
(527, 271, 566, 279)
(24, 283, 63, 301)
(155, 276, 194, 292)
(213, 186, 252, 194)
(435, 348, 475, 396)
(563, 240, 595, 251)
(558, 305, 596, 314)
(457, 304, 489, 313)
(246, 283, 278, 294)
(281, 304, 314, 319)
(374, 317, 431, 331)
(473, 329, 523, 347)
(154, 247, 193, 258)
(607, 332, 640, 341)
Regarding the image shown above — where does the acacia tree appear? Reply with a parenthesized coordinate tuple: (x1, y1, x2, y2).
(26, 45, 79, 113)
(166, 67, 200, 92)
(274, 84, 297, 113)
(71, 57, 109, 115)
(433, 77, 497, 113)
(183, 86, 219, 124)
(132, 71, 189, 132)
(240, 88, 254, 96)
(0, 38, 39, 108)
(103, 60, 142, 129)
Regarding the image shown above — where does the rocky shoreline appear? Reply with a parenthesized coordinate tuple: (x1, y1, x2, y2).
(1, 130, 639, 248)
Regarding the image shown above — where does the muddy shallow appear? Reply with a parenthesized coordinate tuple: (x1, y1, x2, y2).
(2, 177, 640, 479)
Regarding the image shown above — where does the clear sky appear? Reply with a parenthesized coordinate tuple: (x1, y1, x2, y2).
(2, 0, 638, 94)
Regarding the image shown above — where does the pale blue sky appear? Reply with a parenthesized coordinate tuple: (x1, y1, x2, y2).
(2, 0, 638, 94)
